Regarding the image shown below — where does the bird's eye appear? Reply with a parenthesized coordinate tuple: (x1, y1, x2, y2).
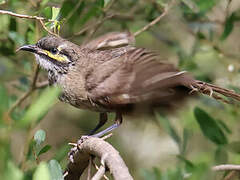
(50, 48, 58, 54)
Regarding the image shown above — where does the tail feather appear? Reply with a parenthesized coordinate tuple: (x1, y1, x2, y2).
(190, 80, 240, 103)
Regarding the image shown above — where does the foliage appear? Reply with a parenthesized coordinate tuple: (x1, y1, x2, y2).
(1, 0, 240, 179)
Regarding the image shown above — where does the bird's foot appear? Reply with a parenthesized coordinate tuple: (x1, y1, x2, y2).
(68, 136, 90, 163)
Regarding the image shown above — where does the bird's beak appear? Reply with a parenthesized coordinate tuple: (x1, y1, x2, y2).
(16, 44, 39, 53)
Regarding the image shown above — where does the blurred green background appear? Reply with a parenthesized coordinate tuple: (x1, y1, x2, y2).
(1, 0, 240, 179)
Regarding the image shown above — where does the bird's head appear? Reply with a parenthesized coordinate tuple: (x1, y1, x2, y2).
(17, 36, 78, 73)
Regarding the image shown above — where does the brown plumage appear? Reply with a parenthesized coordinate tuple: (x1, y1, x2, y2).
(18, 32, 240, 136)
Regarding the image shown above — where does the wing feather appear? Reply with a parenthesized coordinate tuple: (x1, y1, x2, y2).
(86, 48, 194, 107)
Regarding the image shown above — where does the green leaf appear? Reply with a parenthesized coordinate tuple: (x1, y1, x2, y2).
(34, 129, 46, 146)
(177, 155, 195, 171)
(215, 146, 228, 164)
(227, 141, 240, 154)
(181, 128, 192, 154)
(0, 0, 6, 5)
(59, 0, 74, 19)
(217, 119, 232, 134)
(194, 107, 228, 145)
(4, 161, 23, 180)
(18, 87, 61, 127)
(51, 7, 61, 20)
(68, 1, 85, 27)
(33, 162, 51, 180)
(40, 0, 49, 7)
(221, 12, 236, 40)
(96, 0, 104, 8)
(38, 145, 51, 156)
(42, 7, 52, 19)
(79, 1, 103, 26)
(9, 17, 17, 31)
(104, 0, 111, 7)
(48, 159, 64, 180)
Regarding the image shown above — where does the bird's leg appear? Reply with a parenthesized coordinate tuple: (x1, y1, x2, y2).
(91, 112, 123, 137)
(89, 112, 108, 135)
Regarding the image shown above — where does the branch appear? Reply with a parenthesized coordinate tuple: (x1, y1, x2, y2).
(133, 0, 176, 37)
(0, 10, 56, 35)
(64, 136, 133, 180)
(0, 10, 44, 20)
(212, 164, 240, 171)
(92, 165, 106, 180)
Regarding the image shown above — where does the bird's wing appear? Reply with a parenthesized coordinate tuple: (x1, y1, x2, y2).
(86, 48, 194, 107)
(82, 32, 135, 50)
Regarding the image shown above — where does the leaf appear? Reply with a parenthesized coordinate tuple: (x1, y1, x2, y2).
(48, 160, 64, 180)
(34, 129, 46, 146)
(79, 0, 104, 26)
(177, 155, 195, 171)
(96, 0, 104, 8)
(227, 141, 240, 154)
(181, 128, 192, 154)
(42, 7, 52, 19)
(4, 161, 24, 180)
(217, 119, 232, 134)
(215, 146, 228, 164)
(59, 0, 74, 19)
(38, 145, 51, 156)
(40, 0, 49, 7)
(194, 107, 228, 145)
(18, 87, 61, 127)
(221, 12, 236, 40)
(51, 7, 61, 20)
(9, 17, 17, 31)
(68, 1, 85, 27)
(33, 162, 51, 180)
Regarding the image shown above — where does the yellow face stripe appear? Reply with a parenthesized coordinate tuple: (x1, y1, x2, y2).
(43, 50, 67, 62)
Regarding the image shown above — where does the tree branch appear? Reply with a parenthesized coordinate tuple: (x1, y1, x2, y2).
(0, 10, 44, 20)
(133, 0, 176, 37)
(92, 165, 106, 180)
(212, 164, 240, 171)
(0, 10, 56, 35)
(64, 136, 133, 180)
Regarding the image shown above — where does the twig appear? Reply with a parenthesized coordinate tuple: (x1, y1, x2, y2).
(101, 133, 113, 140)
(36, 80, 49, 89)
(86, 0, 116, 40)
(133, 0, 176, 37)
(224, 171, 237, 180)
(0, 10, 44, 20)
(225, 0, 232, 18)
(64, 137, 133, 180)
(87, 156, 92, 180)
(72, 0, 115, 38)
(93, 162, 109, 180)
(65, 0, 84, 22)
(72, 14, 114, 37)
(39, 19, 57, 36)
(92, 165, 106, 180)
(212, 164, 240, 171)
(0, 10, 56, 35)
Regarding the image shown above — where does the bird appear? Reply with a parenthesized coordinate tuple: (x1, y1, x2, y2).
(17, 32, 240, 137)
